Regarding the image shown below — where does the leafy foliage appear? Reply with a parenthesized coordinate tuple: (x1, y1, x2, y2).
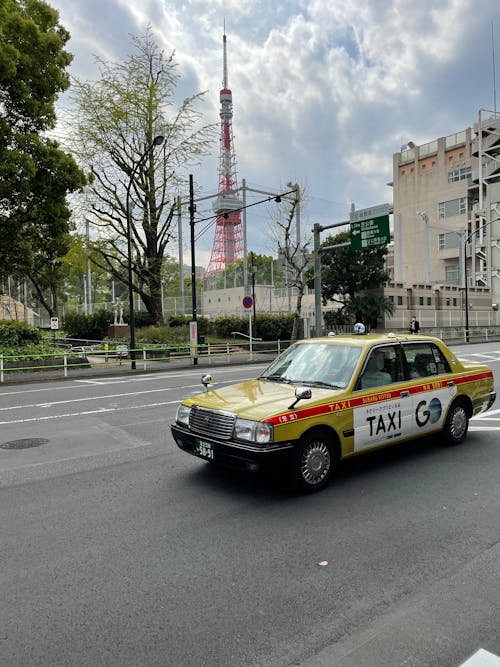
(62, 309, 113, 340)
(0, 0, 85, 305)
(319, 230, 390, 327)
(0, 319, 42, 346)
(69, 27, 216, 326)
(212, 314, 293, 340)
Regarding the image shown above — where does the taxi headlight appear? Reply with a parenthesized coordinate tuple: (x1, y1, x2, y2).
(234, 419, 273, 444)
(176, 403, 191, 426)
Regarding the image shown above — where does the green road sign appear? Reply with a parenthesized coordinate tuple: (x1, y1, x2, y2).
(350, 214, 390, 250)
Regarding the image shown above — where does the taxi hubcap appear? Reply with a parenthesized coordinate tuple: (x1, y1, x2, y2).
(301, 441, 331, 485)
(451, 407, 467, 438)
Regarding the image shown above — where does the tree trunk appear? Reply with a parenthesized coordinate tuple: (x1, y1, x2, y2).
(291, 286, 304, 341)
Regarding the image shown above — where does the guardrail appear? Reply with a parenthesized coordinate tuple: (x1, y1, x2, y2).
(0, 340, 290, 383)
(2, 327, 500, 384)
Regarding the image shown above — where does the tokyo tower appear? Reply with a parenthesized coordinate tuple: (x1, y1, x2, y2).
(205, 30, 244, 276)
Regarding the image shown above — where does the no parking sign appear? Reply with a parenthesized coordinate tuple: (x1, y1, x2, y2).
(242, 295, 253, 309)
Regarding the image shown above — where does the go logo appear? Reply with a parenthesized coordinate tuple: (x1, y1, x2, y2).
(415, 397, 442, 427)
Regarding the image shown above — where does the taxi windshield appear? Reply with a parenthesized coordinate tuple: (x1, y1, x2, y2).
(260, 342, 362, 389)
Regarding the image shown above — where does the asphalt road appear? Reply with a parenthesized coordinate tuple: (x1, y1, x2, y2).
(1, 344, 500, 666)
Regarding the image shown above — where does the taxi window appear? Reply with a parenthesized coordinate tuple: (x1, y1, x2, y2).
(403, 343, 451, 378)
(358, 345, 404, 390)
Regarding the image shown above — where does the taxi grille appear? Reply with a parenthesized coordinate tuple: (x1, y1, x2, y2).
(189, 406, 236, 440)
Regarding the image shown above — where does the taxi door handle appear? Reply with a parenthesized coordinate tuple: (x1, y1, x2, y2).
(400, 390, 410, 398)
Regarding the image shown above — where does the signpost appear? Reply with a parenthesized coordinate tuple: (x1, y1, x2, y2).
(350, 214, 390, 250)
(242, 296, 254, 358)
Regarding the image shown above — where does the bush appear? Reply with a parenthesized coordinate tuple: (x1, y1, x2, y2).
(136, 325, 189, 345)
(63, 309, 113, 340)
(126, 310, 154, 328)
(212, 314, 293, 341)
(168, 315, 211, 335)
(0, 320, 42, 347)
(255, 314, 294, 340)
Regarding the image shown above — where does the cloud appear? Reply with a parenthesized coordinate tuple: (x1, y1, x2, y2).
(49, 0, 500, 258)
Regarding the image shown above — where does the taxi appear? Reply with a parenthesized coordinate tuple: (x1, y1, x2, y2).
(170, 332, 496, 492)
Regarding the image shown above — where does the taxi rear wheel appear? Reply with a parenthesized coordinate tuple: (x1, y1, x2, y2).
(291, 432, 337, 493)
(443, 400, 469, 445)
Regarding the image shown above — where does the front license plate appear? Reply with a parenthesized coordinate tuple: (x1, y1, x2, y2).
(194, 439, 215, 461)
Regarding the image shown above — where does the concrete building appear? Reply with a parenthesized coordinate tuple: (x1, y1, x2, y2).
(390, 113, 500, 328)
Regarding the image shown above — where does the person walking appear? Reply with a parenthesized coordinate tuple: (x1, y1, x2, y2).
(409, 316, 420, 334)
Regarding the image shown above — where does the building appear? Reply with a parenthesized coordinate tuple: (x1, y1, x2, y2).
(390, 113, 500, 328)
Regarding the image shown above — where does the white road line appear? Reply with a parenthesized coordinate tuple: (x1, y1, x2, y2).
(0, 384, 205, 411)
(0, 399, 181, 425)
(0, 365, 266, 395)
(469, 426, 500, 431)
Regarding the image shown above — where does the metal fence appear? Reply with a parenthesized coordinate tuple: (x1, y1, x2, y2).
(2, 327, 500, 384)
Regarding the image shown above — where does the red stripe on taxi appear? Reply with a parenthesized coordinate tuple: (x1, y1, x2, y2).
(263, 370, 493, 426)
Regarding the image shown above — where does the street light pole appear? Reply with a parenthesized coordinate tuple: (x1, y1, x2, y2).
(126, 134, 164, 370)
(189, 174, 198, 366)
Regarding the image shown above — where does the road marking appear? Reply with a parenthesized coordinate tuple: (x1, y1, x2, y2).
(0, 400, 182, 425)
(470, 426, 500, 431)
(0, 384, 205, 411)
(0, 365, 267, 395)
(460, 648, 500, 665)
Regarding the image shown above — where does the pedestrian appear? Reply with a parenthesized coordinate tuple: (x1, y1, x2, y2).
(409, 316, 420, 334)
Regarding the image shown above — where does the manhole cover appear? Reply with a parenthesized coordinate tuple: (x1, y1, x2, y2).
(0, 438, 49, 450)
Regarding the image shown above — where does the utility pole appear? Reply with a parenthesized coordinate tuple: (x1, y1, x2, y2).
(189, 174, 198, 365)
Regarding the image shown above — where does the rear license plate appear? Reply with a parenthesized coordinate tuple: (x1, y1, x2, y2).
(194, 439, 215, 461)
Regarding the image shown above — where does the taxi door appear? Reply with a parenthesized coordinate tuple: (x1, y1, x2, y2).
(352, 344, 413, 453)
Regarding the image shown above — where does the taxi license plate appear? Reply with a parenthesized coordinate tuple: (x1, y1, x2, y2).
(194, 439, 214, 461)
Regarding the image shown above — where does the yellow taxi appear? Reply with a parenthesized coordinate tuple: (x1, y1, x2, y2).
(171, 332, 496, 492)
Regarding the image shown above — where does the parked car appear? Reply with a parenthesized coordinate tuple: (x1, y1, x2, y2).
(171, 333, 496, 492)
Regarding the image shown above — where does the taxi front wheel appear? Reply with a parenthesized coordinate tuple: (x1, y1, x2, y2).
(443, 400, 469, 445)
(291, 432, 337, 493)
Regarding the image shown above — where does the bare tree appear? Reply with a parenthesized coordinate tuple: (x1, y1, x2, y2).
(269, 184, 310, 341)
(67, 27, 216, 324)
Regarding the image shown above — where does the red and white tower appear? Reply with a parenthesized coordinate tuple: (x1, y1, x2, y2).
(205, 30, 244, 276)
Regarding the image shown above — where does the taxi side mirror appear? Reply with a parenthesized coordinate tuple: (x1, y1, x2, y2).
(288, 386, 312, 410)
(201, 374, 213, 391)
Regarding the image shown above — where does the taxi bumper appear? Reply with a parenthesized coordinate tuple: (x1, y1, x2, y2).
(171, 423, 294, 473)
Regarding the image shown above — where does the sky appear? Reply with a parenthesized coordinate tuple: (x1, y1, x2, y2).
(48, 0, 500, 267)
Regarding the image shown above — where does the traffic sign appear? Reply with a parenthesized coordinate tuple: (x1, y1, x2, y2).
(350, 203, 390, 223)
(242, 295, 253, 309)
(50, 317, 59, 330)
(350, 214, 390, 250)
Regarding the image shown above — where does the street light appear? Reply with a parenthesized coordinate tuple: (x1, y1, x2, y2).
(126, 134, 164, 369)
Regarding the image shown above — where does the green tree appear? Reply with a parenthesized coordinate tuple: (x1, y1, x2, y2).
(320, 230, 390, 327)
(63, 233, 113, 308)
(0, 0, 85, 314)
(69, 27, 216, 325)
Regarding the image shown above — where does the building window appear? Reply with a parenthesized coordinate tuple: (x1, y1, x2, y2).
(445, 264, 460, 283)
(419, 296, 424, 305)
(427, 297, 432, 305)
(453, 298, 457, 306)
(446, 298, 451, 306)
(432, 161, 436, 167)
(438, 197, 467, 219)
(421, 164, 426, 170)
(397, 295, 403, 305)
(448, 166, 472, 182)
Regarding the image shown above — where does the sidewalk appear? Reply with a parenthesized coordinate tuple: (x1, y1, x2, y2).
(0, 350, 277, 386)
